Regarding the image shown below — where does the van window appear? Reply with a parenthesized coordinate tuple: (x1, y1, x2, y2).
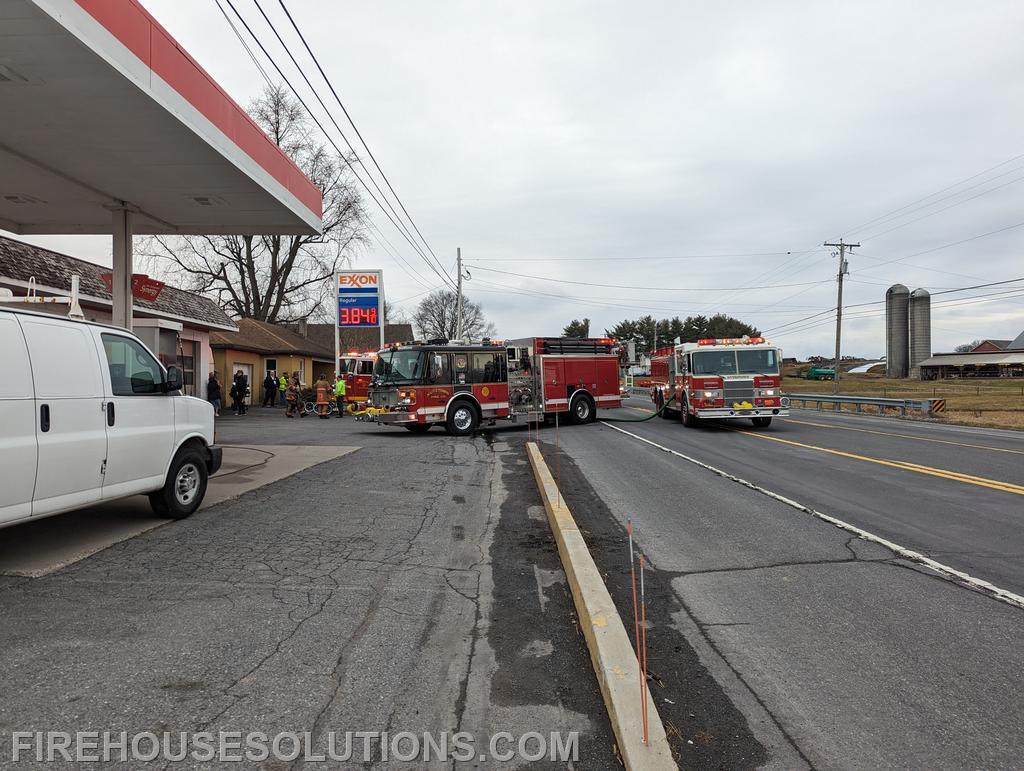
(22, 319, 103, 399)
(102, 334, 164, 395)
(0, 316, 33, 399)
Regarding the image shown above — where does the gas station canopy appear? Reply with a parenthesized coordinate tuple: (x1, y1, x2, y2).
(0, 0, 323, 237)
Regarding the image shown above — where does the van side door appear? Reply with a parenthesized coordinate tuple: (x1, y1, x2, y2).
(98, 332, 175, 498)
(0, 314, 38, 524)
(20, 315, 108, 516)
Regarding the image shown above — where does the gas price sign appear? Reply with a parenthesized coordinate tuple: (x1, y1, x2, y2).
(336, 271, 383, 328)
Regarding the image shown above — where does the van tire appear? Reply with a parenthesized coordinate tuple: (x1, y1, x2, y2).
(150, 448, 209, 519)
(569, 393, 595, 425)
(446, 401, 479, 436)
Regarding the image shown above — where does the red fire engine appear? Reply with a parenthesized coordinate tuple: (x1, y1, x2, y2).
(650, 336, 787, 427)
(368, 337, 625, 435)
(338, 351, 377, 406)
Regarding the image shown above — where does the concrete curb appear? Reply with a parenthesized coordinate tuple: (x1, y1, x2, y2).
(526, 441, 676, 770)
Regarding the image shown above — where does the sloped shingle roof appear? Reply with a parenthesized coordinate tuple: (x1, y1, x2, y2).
(210, 318, 334, 359)
(0, 235, 235, 330)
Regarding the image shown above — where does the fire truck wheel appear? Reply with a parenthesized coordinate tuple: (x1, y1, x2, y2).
(446, 401, 479, 436)
(682, 404, 700, 427)
(569, 393, 595, 425)
(404, 424, 432, 433)
(751, 417, 773, 428)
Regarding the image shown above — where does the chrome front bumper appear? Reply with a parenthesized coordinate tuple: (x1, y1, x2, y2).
(694, 407, 789, 419)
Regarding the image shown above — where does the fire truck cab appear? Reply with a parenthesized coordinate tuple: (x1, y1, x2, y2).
(652, 336, 787, 428)
(337, 351, 376, 406)
(368, 337, 623, 435)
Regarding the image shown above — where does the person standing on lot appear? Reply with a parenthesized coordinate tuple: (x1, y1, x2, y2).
(206, 372, 222, 417)
(314, 373, 332, 419)
(263, 370, 278, 407)
(232, 369, 248, 415)
(278, 372, 288, 406)
(334, 373, 347, 418)
(285, 375, 301, 418)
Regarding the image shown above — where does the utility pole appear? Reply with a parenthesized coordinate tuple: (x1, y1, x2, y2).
(455, 247, 463, 341)
(823, 239, 858, 394)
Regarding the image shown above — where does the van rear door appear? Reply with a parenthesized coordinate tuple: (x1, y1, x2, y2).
(0, 313, 38, 524)
(20, 315, 108, 517)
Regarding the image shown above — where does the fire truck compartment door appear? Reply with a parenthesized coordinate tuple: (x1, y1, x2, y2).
(542, 360, 566, 402)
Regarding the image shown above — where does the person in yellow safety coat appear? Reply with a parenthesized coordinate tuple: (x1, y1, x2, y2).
(334, 375, 347, 418)
(314, 374, 332, 419)
(278, 373, 288, 407)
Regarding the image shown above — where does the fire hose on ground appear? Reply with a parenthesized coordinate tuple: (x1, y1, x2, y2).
(601, 393, 677, 423)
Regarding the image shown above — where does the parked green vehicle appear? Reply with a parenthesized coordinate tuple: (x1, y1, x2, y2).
(805, 366, 835, 380)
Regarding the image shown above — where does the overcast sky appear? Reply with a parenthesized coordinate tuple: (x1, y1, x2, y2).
(13, 1, 1024, 357)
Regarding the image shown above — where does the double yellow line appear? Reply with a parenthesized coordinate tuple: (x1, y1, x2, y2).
(733, 430, 1024, 496)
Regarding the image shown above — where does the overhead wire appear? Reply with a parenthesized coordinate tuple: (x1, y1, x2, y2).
(275, 0, 449, 282)
(220, 0, 455, 292)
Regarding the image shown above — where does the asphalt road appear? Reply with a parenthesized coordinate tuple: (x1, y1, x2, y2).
(0, 409, 615, 769)
(541, 400, 1024, 768)
(614, 401, 1024, 597)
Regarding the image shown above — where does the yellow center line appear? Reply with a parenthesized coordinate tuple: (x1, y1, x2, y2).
(785, 417, 1024, 455)
(732, 429, 1024, 496)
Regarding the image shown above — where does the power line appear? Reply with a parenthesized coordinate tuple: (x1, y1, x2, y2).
(464, 264, 833, 292)
(246, 0, 455, 289)
(213, 0, 273, 88)
(275, 0, 447, 281)
(220, 0, 456, 290)
(466, 250, 798, 262)
(837, 152, 1024, 237)
(857, 218, 1024, 274)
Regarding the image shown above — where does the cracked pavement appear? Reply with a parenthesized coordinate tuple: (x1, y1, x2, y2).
(546, 412, 1024, 769)
(0, 411, 615, 769)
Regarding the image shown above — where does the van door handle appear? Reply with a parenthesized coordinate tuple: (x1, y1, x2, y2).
(107, 401, 115, 427)
(40, 404, 50, 433)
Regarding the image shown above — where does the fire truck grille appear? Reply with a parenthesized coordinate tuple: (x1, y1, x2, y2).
(723, 379, 755, 403)
(369, 389, 399, 408)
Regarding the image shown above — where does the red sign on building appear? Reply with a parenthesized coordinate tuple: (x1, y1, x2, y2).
(99, 273, 166, 302)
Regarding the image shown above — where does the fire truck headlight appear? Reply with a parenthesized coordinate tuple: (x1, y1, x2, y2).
(702, 390, 722, 400)
(756, 388, 777, 397)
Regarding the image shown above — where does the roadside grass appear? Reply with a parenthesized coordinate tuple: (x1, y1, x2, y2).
(782, 374, 1024, 430)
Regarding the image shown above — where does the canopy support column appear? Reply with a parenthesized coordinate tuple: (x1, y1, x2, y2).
(110, 203, 135, 330)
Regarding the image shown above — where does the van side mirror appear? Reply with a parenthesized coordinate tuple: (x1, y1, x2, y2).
(164, 366, 183, 393)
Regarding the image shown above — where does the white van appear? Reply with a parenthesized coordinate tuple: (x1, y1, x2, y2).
(0, 307, 222, 528)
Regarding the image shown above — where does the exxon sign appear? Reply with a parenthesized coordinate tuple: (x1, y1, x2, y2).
(336, 270, 383, 329)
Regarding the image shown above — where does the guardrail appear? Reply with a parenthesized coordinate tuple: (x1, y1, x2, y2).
(785, 393, 946, 417)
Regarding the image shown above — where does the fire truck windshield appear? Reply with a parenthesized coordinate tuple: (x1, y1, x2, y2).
(373, 349, 426, 383)
(737, 349, 779, 374)
(691, 349, 780, 376)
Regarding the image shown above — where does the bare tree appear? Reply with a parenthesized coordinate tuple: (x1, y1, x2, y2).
(413, 290, 495, 340)
(140, 84, 366, 322)
(954, 339, 982, 353)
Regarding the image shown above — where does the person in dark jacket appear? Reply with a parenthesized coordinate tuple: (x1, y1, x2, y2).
(206, 373, 222, 417)
(263, 370, 278, 407)
(231, 370, 248, 415)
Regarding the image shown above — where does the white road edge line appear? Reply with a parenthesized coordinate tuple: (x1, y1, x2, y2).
(599, 421, 1024, 611)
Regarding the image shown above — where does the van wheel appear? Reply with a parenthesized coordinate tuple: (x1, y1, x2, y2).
(751, 417, 773, 428)
(569, 394, 595, 425)
(404, 423, 432, 433)
(150, 449, 208, 519)
(446, 401, 479, 436)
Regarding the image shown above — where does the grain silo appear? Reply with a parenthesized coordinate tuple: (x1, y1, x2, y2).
(885, 284, 910, 378)
(909, 288, 931, 376)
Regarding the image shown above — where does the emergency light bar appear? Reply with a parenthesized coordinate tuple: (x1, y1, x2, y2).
(697, 337, 766, 346)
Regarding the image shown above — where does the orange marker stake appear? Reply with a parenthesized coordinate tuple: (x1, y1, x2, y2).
(640, 553, 649, 745)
